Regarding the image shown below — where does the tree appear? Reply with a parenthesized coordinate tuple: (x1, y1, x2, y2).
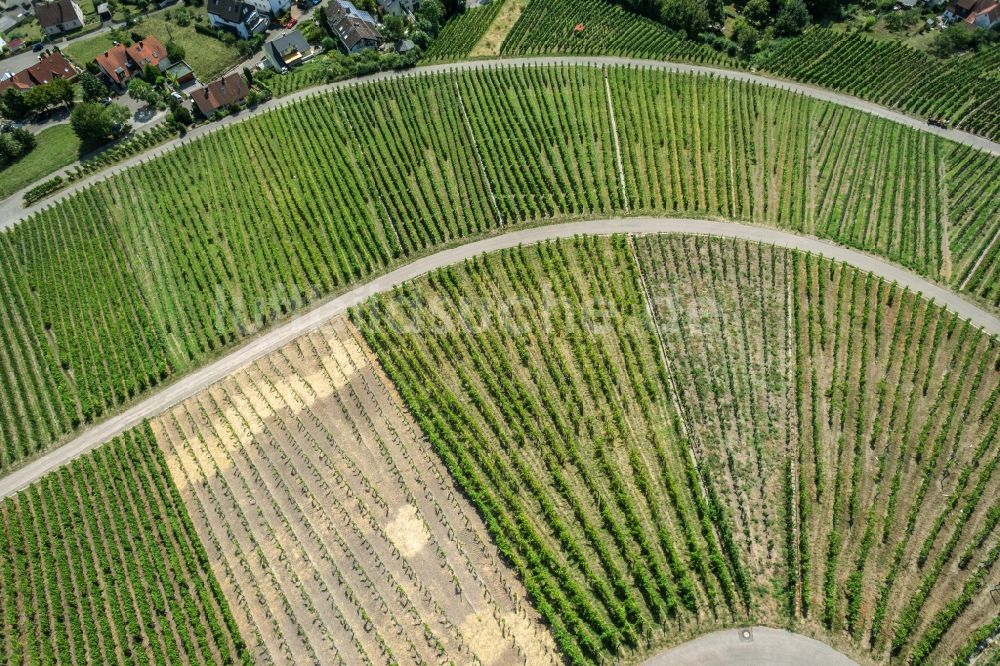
(79, 71, 110, 103)
(659, 0, 710, 37)
(70, 101, 130, 144)
(930, 24, 986, 56)
(705, 0, 725, 23)
(417, 0, 445, 32)
(0, 128, 35, 164)
(0, 89, 28, 121)
(22, 79, 74, 114)
(804, 0, 841, 20)
(166, 39, 185, 62)
(383, 14, 407, 42)
(774, 0, 810, 35)
(732, 17, 759, 55)
(142, 63, 161, 83)
(127, 78, 159, 106)
(742, 0, 772, 27)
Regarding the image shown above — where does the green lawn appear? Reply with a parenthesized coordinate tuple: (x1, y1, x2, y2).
(63, 32, 116, 66)
(0, 124, 81, 200)
(63, 17, 241, 80)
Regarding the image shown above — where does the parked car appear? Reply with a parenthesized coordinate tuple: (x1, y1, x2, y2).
(285, 17, 297, 28)
(32, 42, 44, 52)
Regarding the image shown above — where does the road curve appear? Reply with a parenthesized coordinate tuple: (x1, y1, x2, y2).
(1, 216, 997, 499)
(641, 626, 858, 665)
(2, 55, 997, 229)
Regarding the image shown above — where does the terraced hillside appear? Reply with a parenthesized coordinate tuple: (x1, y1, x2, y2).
(151, 317, 557, 665)
(0, 425, 247, 665)
(1, 65, 995, 473)
(354, 236, 1000, 665)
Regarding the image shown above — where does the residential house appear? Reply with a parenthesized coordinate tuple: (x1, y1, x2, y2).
(34, 0, 85, 36)
(94, 35, 168, 88)
(192, 71, 249, 116)
(245, 0, 290, 17)
(945, 0, 1000, 26)
(208, 0, 267, 39)
(263, 29, 315, 71)
(325, 0, 381, 53)
(378, 0, 417, 15)
(0, 50, 79, 92)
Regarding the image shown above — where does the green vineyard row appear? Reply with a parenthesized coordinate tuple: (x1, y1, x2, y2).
(0, 424, 248, 665)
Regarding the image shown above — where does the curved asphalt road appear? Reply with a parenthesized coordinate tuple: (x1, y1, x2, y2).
(2, 55, 998, 229)
(642, 626, 858, 665)
(1, 216, 998, 499)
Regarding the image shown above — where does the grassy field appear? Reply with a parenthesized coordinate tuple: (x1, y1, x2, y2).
(151, 316, 558, 664)
(0, 424, 248, 664)
(0, 65, 996, 476)
(0, 124, 80, 200)
(354, 235, 1000, 664)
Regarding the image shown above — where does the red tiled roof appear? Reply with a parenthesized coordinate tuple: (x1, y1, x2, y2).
(95, 43, 131, 85)
(192, 72, 249, 116)
(0, 51, 79, 92)
(125, 36, 166, 70)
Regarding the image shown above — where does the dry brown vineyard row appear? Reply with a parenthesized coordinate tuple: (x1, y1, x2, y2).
(150, 316, 558, 665)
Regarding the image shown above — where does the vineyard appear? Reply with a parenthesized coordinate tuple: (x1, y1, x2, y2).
(150, 316, 557, 664)
(484, 0, 1000, 141)
(0, 65, 996, 477)
(755, 30, 1000, 142)
(423, 0, 508, 62)
(498, 0, 732, 66)
(354, 235, 1000, 665)
(0, 424, 247, 664)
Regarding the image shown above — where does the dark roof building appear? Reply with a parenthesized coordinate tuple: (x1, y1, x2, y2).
(34, 0, 85, 36)
(263, 29, 315, 71)
(207, 0, 267, 38)
(192, 71, 249, 116)
(325, 0, 381, 53)
(0, 51, 79, 92)
(208, 0, 246, 23)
